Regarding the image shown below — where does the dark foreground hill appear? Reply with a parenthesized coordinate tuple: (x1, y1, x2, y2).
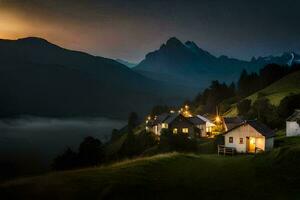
(0, 37, 192, 119)
(1, 136, 300, 200)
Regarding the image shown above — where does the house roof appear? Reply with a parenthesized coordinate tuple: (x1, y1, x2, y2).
(287, 109, 300, 121)
(223, 120, 275, 138)
(146, 113, 169, 127)
(155, 113, 170, 123)
(164, 113, 180, 124)
(223, 117, 244, 124)
(188, 116, 206, 125)
(150, 112, 180, 126)
(197, 115, 215, 126)
(223, 116, 244, 130)
(151, 113, 205, 126)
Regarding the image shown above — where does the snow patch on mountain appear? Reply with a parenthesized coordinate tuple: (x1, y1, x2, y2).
(287, 53, 295, 66)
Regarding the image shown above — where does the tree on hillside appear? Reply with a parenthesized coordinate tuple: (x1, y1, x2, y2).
(193, 80, 236, 113)
(120, 130, 158, 158)
(78, 136, 104, 166)
(128, 112, 139, 132)
(110, 128, 121, 142)
(250, 97, 279, 128)
(237, 99, 252, 116)
(229, 82, 236, 93)
(52, 147, 78, 170)
(259, 64, 288, 88)
(123, 112, 140, 156)
(238, 70, 260, 97)
(277, 93, 300, 119)
(52, 136, 105, 170)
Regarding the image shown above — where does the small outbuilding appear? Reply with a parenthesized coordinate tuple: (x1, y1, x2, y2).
(223, 120, 275, 153)
(286, 109, 300, 137)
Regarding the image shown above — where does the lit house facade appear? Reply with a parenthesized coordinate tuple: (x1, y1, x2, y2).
(197, 115, 216, 134)
(223, 120, 274, 153)
(286, 110, 300, 137)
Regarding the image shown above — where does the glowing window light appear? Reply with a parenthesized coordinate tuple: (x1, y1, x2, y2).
(215, 116, 221, 123)
(162, 123, 168, 128)
(182, 128, 189, 133)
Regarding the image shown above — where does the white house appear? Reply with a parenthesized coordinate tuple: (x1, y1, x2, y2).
(223, 120, 275, 153)
(197, 115, 216, 134)
(286, 110, 300, 137)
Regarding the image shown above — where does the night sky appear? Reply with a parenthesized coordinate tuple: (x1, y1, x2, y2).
(0, 0, 299, 62)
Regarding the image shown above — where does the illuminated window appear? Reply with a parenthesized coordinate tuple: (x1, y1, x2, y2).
(206, 126, 212, 132)
(173, 128, 178, 134)
(182, 128, 189, 133)
(229, 137, 233, 143)
(162, 123, 168, 129)
(239, 138, 243, 144)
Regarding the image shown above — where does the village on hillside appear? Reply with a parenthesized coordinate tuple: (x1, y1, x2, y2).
(145, 105, 300, 155)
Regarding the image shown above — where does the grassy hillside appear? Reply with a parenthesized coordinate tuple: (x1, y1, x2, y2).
(224, 70, 300, 117)
(2, 135, 300, 200)
(247, 70, 300, 105)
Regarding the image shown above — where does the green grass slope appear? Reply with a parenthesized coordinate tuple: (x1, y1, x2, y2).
(247, 70, 300, 105)
(224, 70, 300, 117)
(2, 136, 300, 200)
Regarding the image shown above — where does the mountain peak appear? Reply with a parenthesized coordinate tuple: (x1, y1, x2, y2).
(17, 37, 51, 45)
(185, 40, 215, 58)
(165, 37, 183, 47)
(185, 40, 196, 47)
(185, 41, 199, 50)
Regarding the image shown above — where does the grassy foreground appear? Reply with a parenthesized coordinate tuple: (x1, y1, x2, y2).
(1, 136, 300, 200)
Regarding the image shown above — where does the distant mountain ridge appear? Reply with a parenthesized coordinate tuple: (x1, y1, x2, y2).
(115, 59, 137, 68)
(0, 37, 191, 119)
(134, 37, 300, 88)
(251, 52, 300, 66)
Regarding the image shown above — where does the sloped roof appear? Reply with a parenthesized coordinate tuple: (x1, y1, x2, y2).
(223, 117, 244, 124)
(247, 121, 275, 138)
(287, 110, 300, 121)
(151, 112, 180, 125)
(155, 113, 170, 123)
(164, 113, 180, 124)
(223, 120, 275, 138)
(197, 115, 215, 126)
(223, 116, 244, 130)
(188, 116, 206, 125)
(152, 113, 205, 126)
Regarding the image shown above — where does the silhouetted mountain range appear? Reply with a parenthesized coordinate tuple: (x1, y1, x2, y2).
(0, 37, 298, 119)
(115, 59, 137, 68)
(134, 37, 300, 87)
(0, 37, 191, 119)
